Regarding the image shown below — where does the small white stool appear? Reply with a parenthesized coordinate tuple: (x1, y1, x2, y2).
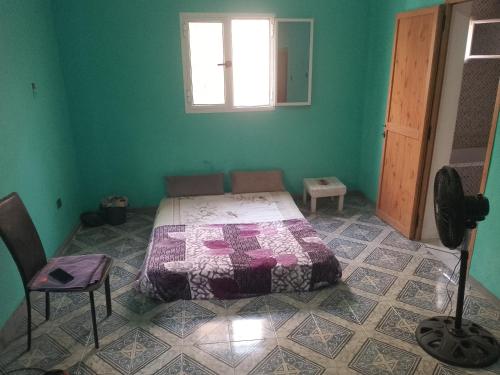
(303, 177, 347, 213)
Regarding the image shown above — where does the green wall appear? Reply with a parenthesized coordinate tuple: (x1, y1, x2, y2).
(470, 115, 500, 298)
(52, 0, 370, 209)
(0, 0, 81, 326)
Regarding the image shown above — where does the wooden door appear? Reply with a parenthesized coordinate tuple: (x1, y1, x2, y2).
(377, 6, 444, 239)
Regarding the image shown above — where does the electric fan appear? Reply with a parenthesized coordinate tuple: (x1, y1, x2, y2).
(415, 166, 499, 368)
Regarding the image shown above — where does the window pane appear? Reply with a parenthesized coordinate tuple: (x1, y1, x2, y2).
(231, 19, 271, 107)
(189, 22, 225, 105)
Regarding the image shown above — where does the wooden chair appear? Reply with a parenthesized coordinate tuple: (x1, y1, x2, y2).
(0, 193, 113, 350)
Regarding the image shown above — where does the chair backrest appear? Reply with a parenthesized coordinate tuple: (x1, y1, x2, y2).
(0, 193, 47, 287)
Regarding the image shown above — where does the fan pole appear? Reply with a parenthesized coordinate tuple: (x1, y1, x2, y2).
(454, 230, 469, 330)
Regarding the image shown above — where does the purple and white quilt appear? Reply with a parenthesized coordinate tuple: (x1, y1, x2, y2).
(136, 219, 342, 301)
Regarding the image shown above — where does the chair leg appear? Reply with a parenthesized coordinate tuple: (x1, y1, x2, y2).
(105, 275, 112, 317)
(89, 291, 99, 349)
(26, 292, 32, 351)
(45, 292, 50, 321)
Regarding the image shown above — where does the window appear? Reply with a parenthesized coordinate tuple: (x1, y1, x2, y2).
(180, 13, 275, 113)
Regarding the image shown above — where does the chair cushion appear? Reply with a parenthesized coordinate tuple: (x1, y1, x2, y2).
(29, 254, 111, 291)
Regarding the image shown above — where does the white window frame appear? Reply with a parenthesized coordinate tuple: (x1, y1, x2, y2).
(180, 13, 276, 114)
(465, 18, 500, 60)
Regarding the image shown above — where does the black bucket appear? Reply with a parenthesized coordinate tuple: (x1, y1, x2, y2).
(104, 206, 127, 225)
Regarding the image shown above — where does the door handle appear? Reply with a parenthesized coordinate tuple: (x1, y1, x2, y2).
(217, 60, 232, 68)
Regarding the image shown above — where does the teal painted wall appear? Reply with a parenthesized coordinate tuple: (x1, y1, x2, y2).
(359, 0, 443, 201)
(52, 0, 370, 210)
(0, 0, 81, 325)
(470, 115, 500, 298)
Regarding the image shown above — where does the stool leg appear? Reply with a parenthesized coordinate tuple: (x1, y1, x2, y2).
(338, 195, 344, 212)
(89, 291, 99, 348)
(45, 292, 50, 321)
(303, 187, 307, 205)
(311, 197, 317, 213)
(105, 275, 112, 317)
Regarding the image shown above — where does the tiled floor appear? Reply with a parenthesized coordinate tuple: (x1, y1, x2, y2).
(1, 193, 499, 374)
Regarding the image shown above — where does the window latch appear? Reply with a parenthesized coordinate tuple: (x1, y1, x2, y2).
(217, 60, 232, 68)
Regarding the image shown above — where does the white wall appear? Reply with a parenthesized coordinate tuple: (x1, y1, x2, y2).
(421, 1, 472, 241)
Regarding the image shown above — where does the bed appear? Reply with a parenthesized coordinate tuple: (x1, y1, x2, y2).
(135, 191, 342, 301)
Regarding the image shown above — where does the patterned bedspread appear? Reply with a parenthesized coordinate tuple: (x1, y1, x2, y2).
(136, 218, 342, 301)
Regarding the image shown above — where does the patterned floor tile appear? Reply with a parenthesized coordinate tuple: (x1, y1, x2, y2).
(375, 306, 426, 344)
(195, 340, 262, 368)
(485, 359, 500, 375)
(357, 214, 388, 227)
(382, 231, 421, 251)
(98, 236, 147, 259)
(349, 338, 421, 375)
(152, 302, 216, 338)
(154, 353, 217, 375)
(184, 300, 217, 317)
(4, 334, 70, 371)
(114, 288, 162, 315)
(432, 363, 467, 375)
(97, 328, 170, 374)
(266, 295, 298, 312)
(339, 261, 349, 272)
(68, 362, 97, 375)
(268, 309, 298, 330)
(238, 296, 269, 316)
(310, 217, 345, 233)
(183, 316, 218, 338)
(327, 238, 367, 260)
(363, 247, 413, 272)
(32, 292, 89, 319)
(286, 291, 320, 304)
(249, 346, 325, 375)
(60, 305, 128, 345)
(341, 223, 383, 242)
(345, 267, 397, 296)
(397, 280, 451, 313)
(124, 251, 146, 269)
(134, 226, 153, 242)
(5, 194, 498, 375)
(208, 299, 238, 309)
(319, 289, 378, 324)
(114, 214, 152, 233)
(75, 227, 121, 247)
(463, 295, 500, 331)
(64, 242, 84, 255)
(98, 265, 136, 293)
(229, 314, 276, 341)
(288, 314, 353, 359)
(414, 258, 459, 284)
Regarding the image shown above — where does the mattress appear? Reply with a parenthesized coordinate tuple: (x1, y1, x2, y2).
(135, 192, 342, 301)
(154, 191, 304, 226)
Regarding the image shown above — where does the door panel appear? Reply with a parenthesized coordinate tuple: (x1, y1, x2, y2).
(377, 6, 443, 238)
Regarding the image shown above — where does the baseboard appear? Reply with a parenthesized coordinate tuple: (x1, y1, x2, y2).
(0, 221, 80, 352)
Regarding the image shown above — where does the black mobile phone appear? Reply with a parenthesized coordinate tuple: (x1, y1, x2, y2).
(49, 268, 74, 284)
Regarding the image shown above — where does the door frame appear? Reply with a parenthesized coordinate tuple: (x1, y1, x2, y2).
(376, 5, 445, 239)
(467, 81, 500, 264)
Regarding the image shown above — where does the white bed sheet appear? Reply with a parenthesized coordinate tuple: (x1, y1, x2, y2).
(154, 191, 303, 227)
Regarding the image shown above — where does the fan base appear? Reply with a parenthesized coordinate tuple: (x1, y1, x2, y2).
(416, 316, 499, 368)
